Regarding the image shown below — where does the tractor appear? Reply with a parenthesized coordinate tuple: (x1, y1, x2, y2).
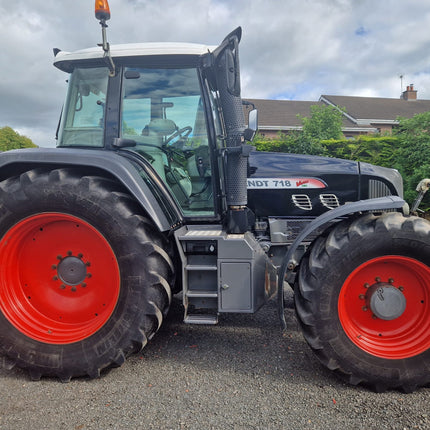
(0, 0, 428, 392)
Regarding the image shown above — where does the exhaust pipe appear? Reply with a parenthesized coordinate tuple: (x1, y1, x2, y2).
(207, 28, 253, 233)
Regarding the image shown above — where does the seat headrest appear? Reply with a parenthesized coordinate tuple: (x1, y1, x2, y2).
(148, 119, 177, 136)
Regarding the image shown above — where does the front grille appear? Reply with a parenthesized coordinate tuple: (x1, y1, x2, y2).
(292, 194, 312, 211)
(369, 179, 391, 198)
(320, 194, 340, 209)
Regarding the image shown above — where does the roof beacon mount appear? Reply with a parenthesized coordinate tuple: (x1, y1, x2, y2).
(95, 0, 115, 77)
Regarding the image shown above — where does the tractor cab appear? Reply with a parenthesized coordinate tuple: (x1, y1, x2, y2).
(54, 31, 256, 223)
(54, 44, 226, 218)
(55, 4, 256, 228)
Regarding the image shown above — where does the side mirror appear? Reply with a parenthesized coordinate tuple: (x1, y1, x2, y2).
(224, 37, 240, 97)
(206, 27, 242, 96)
(244, 109, 258, 142)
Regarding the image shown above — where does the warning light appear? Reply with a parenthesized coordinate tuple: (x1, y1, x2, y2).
(95, 0, 111, 21)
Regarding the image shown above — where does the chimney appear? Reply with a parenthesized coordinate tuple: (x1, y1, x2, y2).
(402, 84, 417, 100)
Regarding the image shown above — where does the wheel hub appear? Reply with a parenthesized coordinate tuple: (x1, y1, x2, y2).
(339, 255, 430, 359)
(367, 282, 406, 321)
(57, 256, 87, 286)
(0, 213, 120, 344)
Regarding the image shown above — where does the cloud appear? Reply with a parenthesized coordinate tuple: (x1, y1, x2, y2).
(1, 0, 430, 147)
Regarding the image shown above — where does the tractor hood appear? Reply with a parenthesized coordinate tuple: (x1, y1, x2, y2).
(247, 151, 402, 217)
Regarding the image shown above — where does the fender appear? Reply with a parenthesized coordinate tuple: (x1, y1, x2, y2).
(0, 148, 183, 232)
(277, 195, 407, 329)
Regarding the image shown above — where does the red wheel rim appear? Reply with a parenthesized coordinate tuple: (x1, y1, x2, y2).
(339, 256, 430, 359)
(0, 213, 120, 344)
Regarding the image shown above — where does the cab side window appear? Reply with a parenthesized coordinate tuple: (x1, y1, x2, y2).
(121, 68, 214, 217)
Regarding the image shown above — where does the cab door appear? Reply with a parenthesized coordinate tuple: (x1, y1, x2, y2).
(121, 67, 217, 218)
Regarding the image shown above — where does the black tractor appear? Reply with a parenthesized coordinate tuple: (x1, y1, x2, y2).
(0, 0, 428, 392)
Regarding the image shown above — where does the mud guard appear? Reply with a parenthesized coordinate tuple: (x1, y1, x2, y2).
(0, 148, 182, 232)
(277, 196, 407, 330)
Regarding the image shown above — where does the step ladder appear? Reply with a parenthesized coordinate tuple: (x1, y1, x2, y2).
(175, 227, 222, 324)
(174, 225, 275, 324)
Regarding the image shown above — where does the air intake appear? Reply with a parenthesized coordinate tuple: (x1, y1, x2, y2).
(292, 194, 312, 211)
(320, 194, 340, 209)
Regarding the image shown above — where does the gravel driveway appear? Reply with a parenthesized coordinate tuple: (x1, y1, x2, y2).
(0, 294, 428, 430)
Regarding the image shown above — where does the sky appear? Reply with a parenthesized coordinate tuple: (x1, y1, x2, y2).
(1, 0, 430, 148)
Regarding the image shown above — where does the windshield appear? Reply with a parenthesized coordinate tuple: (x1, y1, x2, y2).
(57, 67, 109, 147)
(121, 67, 215, 217)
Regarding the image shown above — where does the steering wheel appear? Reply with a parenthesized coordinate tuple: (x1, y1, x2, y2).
(165, 126, 192, 146)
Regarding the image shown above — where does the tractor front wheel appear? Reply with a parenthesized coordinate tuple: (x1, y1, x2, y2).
(0, 169, 173, 381)
(296, 212, 430, 392)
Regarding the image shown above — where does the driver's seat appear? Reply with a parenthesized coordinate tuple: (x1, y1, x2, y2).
(140, 118, 193, 201)
(142, 119, 177, 147)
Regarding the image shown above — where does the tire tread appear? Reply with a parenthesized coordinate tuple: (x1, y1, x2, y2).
(0, 168, 173, 380)
(295, 212, 430, 392)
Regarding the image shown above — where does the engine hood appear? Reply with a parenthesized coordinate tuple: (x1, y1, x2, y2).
(247, 151, 361, 217)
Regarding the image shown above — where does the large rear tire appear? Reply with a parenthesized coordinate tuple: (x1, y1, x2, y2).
(0, 168, 173, 381)
(295, 212, 430, 392)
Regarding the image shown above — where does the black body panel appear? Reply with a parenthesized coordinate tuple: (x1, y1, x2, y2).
(247, 151, 360, 217)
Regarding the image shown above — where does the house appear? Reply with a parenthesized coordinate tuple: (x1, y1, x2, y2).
(246, 85, 430, 139)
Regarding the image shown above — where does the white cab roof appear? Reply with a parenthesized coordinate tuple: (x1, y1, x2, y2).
(54, 42, 215, 71)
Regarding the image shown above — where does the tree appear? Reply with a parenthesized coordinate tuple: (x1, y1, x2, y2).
(0, 126, 37, 151)
(300, 104, 344, 142)
(254, 104, 344, 155)
(253, 130, 325, 155)
(321, 135, 399, 168)
(394, 112, 430, 205)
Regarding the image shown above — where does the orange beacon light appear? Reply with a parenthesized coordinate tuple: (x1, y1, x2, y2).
(95, 0, 111, 21)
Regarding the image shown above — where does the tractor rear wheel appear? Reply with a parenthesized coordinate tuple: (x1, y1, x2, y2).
(295, 212, 430, 392)
(0, 168, 173, 381)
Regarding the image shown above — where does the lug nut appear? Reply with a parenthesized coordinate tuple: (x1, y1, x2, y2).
(57, 255, 63, 261)
(359, 294, 365, 300)
(81, 282, 87, 288)
(375, 277, 381, 283)
(53, 276, 58, 281)
(362, 306, 368, 312)
(398, 286, 404, 292)
(71, 286, 77, 292)
(60, 284, 66, 290)
(67, 250, 73, 256)
(77, 253, 83, 259)
(51, 264, 57, 270)
(388, 278, 394, 284)
(364, 283, 370, 289)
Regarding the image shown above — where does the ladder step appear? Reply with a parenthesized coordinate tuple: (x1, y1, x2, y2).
(178, 229, 222, 240)
(185, 265, 217, 271)
(186, 290, 218, 298)
(184, 315, 218, 325)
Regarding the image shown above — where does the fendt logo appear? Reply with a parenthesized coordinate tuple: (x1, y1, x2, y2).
(247, 177, 327, 189)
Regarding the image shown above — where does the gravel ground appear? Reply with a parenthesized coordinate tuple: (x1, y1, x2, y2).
(0, 294, 428, 430)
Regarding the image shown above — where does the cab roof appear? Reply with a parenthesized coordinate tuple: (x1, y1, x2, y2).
(54, 42, 215, 72)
